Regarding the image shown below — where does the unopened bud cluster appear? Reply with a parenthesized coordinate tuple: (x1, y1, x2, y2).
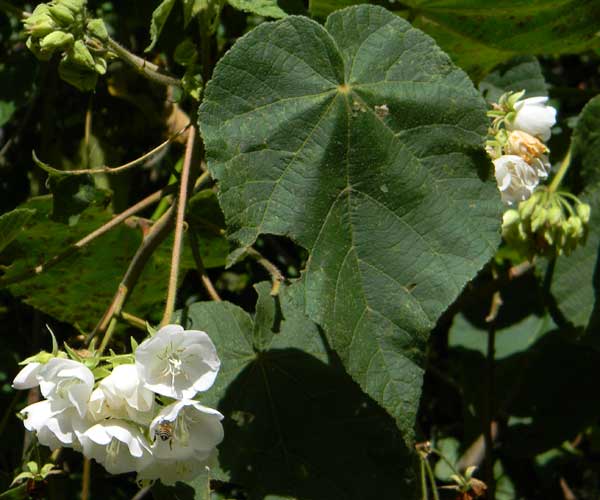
(24, 0, 109, 91)
(502, 189, 590, 257)
(486, 91, 556, 205)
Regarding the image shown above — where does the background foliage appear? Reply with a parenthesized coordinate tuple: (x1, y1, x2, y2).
(0, 0, 599, 499)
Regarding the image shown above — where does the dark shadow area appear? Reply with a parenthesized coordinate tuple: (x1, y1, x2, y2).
(215, 347, 416, 500)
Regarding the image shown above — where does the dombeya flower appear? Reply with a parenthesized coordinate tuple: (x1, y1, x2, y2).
(88, 364, 155, 425)
(135, 324, 220, 399)
(12, 362, 43, 390)
(149, 400, 224, 460)
(21, 401, 88, 451)
(137, 450, 218, 485)
(507, 96, 556, 142)
(493, 155, 539, 205)
(80, 421, 152, 474)
(37, 358, 94, 417)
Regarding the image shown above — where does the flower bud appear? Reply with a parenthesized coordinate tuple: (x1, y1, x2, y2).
(531, 205, 548, 233)
(49, 4, 75, 25)
(69, 39, 96, 70)
(566, 216, 583, 238)
(518, 193, 538, 219)
(58, 58, 98, 91)
(86, 18, 108, 42)
(57, 0, 86, 15)
(39, 30, 74, 51)
(94, 57, 107, 75)
(502, 209, 520, 228)
(577, 203, 591, 224)
(547, 206, 562, 225)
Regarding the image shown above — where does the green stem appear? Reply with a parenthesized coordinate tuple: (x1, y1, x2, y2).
(161, 126, 198, 326)
(189, 228, 222, 302)
(107, 38, 181, 88)
(420, 458, 428, 500)
(548, 149, 572, 193)
(423, 459, 440, 500)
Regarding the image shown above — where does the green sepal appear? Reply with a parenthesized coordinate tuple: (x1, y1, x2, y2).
(86, 18, 108, 42)
(39, 30, 74, 51)
(48, 4, 75, 26)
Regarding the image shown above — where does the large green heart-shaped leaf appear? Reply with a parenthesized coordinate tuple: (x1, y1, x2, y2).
(479, 56, 547, 104)
(179, 282, 416, 499)
(199, 5, 502, 439)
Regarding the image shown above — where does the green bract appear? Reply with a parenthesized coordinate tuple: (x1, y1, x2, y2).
(200, 5, 502, 440)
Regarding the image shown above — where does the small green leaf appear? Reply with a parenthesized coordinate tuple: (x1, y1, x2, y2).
(479, 56, 547, 104)
(180, 281, 417, 499)
(0, 208, 36, 254)
(182, 0, 208, 26)
(146, 0, 177, 52)
(227, 0, 287, 18)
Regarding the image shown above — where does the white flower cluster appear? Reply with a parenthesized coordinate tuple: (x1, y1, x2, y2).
(487, 93, 557, 205)
(13, 325, 223, 485)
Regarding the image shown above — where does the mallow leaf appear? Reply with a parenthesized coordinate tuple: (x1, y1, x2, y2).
(227, 0, 287, 18)
(199, 5, 502, 440)
(146, 0, 177, 51)
(179, 282, 417, 499)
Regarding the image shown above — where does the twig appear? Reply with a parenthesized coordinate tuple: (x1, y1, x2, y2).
(32, 124, 190, 176)
(189, 228, 221, 302)
(107, 38, 181, 88)
(131, 485, 152, 500)
(483, 289, 502, 497)
(0, 185, 176, 287)
(246, 247, 285, 296)
(89, 205, 177, 350)
(81, 458, 91, 500)
(118, 311, 147, 331)
(161, 126, 197, 326)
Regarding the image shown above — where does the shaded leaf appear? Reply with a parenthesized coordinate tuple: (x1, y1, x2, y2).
(183, 0, 208, 26)
(227, 0, 287, 18)
(47, 174, 110, 226)
(146, 0, 178, 52)
(479, 56, 547, 104)
(2, 196, 227, 331)
(199, 5, 501, 441)
(550, 98, 600, 330)
(308, 1, 600, 77)
(0, 208, 36, 254)
(180, 282, 417, 499)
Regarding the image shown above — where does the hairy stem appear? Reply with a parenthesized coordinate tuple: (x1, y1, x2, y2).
(423, 459, 440, 500)
(189, 228, 222, 302)
(107, 38, 181, 88)
(161, 126, 198, 326)
(33, 124, 190, 176)
(0, 185, 176, 287)
(246, 247, 285, 295)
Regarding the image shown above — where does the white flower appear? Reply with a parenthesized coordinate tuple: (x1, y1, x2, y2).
(135, 324, 220, 399)
(37, 358, 94, 417)
(80, 421, 152, 474)
(507, 96, 556, 142)
(493, 155, 540, 205)
(12, 362, 43, 390)
(149, 400, 224, 460)
(137, 450, 218, 486)
(21, 400, 89, 451)
(89, 364, 155, 425)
